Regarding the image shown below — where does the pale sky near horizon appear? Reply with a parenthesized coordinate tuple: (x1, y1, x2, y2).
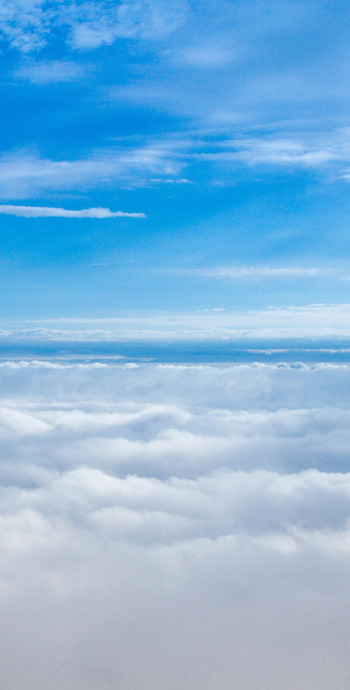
(0, 0, 350, 333)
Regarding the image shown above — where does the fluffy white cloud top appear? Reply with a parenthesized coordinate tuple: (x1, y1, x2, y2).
(0, 360, 350, 689)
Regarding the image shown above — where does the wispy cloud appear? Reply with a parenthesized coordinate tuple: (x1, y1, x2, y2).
(0, 0, 188, 53)
(0, 129, 346, 201)
(223, 137, 341, 167)
(0, 143, 184, 198)
(165, 45, 236, 68)
(175, 266, 331, 279)
(189, 130, 350, 170)
(150, 177, 193, 184)
(15, 59, 89, 84)
(0, 125, 349, 202)
(66, 0, 188, 50)
(0, 205, 146, 219)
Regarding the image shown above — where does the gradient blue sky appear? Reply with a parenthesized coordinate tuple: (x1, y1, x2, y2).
(1, 0, 350, 336)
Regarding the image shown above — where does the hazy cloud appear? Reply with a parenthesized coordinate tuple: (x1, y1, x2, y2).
(15, 59, 89, 84)
(175, 265, 331, 279)
(66, 0, 189, 50)
(190, 129, 350, 171)
(0, 0, 50, 52)
(10, 303, 350, 341)
(0, 0, 188, 53)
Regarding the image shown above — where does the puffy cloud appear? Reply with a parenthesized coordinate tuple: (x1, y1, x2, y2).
(0, 360, 350, 688)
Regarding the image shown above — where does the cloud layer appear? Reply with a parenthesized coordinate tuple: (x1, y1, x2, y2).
(0, 360, 350, 688)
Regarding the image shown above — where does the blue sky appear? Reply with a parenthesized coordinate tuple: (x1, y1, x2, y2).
(1, 0, 350, 337)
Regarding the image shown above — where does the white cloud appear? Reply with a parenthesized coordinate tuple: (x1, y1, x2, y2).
(190, 130, 349, 170)
(176, 265, 330, 279)
(0, 0, 50, 52)
(150, 177, 193, 184)
(0, 205, 146, 218)
(0, 0, 188, 53)
(231, 137, 340, 167)
(0, 129, 349, 200)
(0, 361, 349, 687)
(67, 0, 188, 50)
(0, 143, 184, 198)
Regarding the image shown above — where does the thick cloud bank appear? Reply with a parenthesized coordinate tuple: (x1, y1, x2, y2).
(0, 361, 350, 689)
